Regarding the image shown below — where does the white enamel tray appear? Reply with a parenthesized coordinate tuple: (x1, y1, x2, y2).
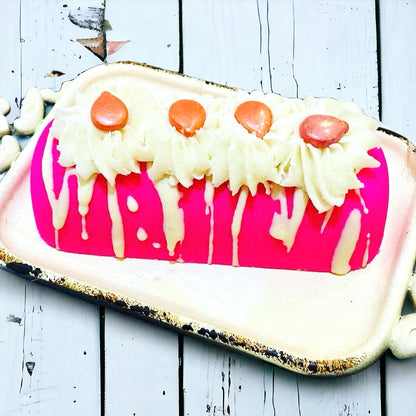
(0, 64, 415, 376)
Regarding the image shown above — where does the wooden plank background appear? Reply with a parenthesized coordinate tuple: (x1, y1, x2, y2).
(0, 0, 415, 415)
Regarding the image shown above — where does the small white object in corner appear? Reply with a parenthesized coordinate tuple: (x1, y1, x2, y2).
(0, 135, 21, 172)
(14, 87, 44, 136)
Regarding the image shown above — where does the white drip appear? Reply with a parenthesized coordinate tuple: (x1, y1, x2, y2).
(331, 209, 362, 275)
(231, 187, 249, 267)
(137, 227, 148, 241)
(362, 232, 371, 268)
(354, 189, 369, 214)
(41, 132, 72, 248)
(204, 177, 215, 264)
(269, 186, 308, 251)
(81, 217, 88, 240)
(127, 195, 139, 213)
(77, 175, 97, 241)
(107, 183, 125, 258)
(153, 177, 184, 256)
(320, 207, 334, 233)
(54, 228, 60, 250)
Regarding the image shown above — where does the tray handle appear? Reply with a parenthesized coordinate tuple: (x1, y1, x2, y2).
(390, 271, 416, 358)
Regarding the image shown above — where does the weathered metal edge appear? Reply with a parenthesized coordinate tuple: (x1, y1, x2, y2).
(0, 247, 367, 377)
(105, 60, 239, 92)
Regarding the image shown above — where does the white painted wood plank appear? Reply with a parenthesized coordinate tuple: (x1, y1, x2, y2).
(104, 310, 179, 416)
(183, 337, 289, 415)
(295, 362, 382, 415)
(0, 270, 101, 416)
(103, 2, 181, 415)
(183, 339, 382, 416)
(105, 0, 180, 71)
(292, 0, 379, 117)
(378, 0, 416, 139)
(183, 0, 292, 93)
(182, 1, 382, 415)
(0, 0, 22, 121)
(0, 2, 103, 415)
(379, 1, 416, 415)
(182, 3, 287, 410)
(19, 0, 103, 100)
(22, 0, 105, 81)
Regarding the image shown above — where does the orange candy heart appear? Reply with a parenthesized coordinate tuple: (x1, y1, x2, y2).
(299, 114, 349, 148)
(234, 100, 273, 138)
(90, 91, 129, 132)
(169, 99, 206, 137)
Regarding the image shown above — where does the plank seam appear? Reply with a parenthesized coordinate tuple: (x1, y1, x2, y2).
(178, 0, 184, 74)
(178, 334, 184, 416)
(375, 0, 383, 121)
(100, 306, 106, 416)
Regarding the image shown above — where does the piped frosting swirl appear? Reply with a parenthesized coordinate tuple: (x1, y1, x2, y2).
(51, 79, 380, 213)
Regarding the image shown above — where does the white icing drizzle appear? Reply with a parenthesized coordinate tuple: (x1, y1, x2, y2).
(331, 209, 362, 275)
(81, 217, 88, 240)
(204, 177, 215, 264)
(354, 189, 369, 214)
(41, 132, 72, 248)
(153, 242, 161, 249)
(362, 232, 371, 268)
(107, 183, 125, 258)
(77, 175, 97, 240)
(137, 227, 148, 241)
(231, 186, 249, 266)
(127, 195, 139, 212)
(153, 177, 184, 255)
(269, 186, 309, 251)
(320, 206, 334, 233)
(54, 229, 60, 250)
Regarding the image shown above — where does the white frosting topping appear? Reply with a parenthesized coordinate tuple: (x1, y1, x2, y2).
(51, 79, 380, 213)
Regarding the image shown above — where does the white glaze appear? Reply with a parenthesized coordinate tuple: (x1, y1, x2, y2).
(231, 186, 249, 266)
(107, 183, 124, 258)
(269, 186, 308, 251)
(203, 177, 215, 264)
(127, 195, 139, 213)
(362, 232, 371, 268)
(331, 209, 362, 275)
(137, 227, 148, 241)
(153, 177, 184, 256)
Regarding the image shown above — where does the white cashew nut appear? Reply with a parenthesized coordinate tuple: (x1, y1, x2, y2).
(0, 135, 21, 172)
(0, 114, 10, 137)
(0, 98, 11, 116)
(14, 87, 44, 136)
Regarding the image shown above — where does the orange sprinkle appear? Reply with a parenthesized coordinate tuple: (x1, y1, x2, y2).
(90, 91, 128, 132)
(234, 100, 273, 138)
(299, 114, 349, 148)
(169, 99, 206, 137)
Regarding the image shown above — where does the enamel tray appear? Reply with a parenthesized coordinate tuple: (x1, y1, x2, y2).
(0, 64, 415, 376)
